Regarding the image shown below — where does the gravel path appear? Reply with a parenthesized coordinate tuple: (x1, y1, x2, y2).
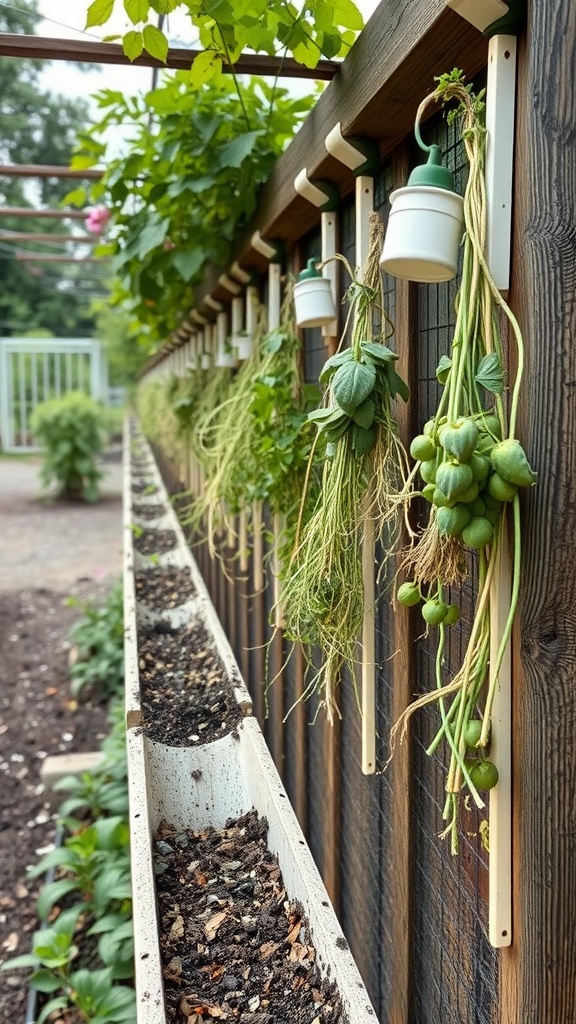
(0, 453, 123, 589)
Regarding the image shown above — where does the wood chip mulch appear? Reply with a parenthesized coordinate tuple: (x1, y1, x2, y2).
(154, 810, 345, 1024)
(138, 620, 241, 745)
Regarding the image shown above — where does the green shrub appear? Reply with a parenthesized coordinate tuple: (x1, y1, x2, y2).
(30, 391, 105, 501)
(67, 582, 124, 702)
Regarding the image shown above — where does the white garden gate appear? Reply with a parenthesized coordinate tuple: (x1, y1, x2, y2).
(0, 337, 107, 452)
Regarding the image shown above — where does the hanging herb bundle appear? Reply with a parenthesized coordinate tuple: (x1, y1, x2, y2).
(391, 71, 536, 852)
(183, 288, 318, 560)
(280, 214, 410, 722)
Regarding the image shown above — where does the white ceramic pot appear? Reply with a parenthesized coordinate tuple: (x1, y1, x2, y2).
(235, 334, 253, 362)
(293, 276, 337, 329)
(380, 185, 464, 283)
(215, 350, 236, 368)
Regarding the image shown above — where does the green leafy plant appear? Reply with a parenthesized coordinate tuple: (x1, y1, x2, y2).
(182, 288, 318, 560)
(30, 391, 105, 502)
(391, 71, 535, 851)
(2, 694, 134, 1022)
(68, 75, 317, 344)
(82, 0, 363, 70)
(67, 582, 125, 701)
(280, 215, 410, 720)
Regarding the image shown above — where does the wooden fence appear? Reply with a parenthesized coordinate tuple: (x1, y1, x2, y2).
(142, 0, 576, 1020)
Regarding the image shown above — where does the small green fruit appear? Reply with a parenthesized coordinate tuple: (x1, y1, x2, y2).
(441, 417, 480, 463)
(432, 487, 452, 508)
(421, 600, 449, 625)
(436, 461, 474, 502)
(410, 434, 436, 461)
(487, 472, 517, 502)
(469, 496, 487, 518)
(464, 720, 483, 747)
(462, 516, 494, 549)
(436, 504, 470, 537)
(420, 459, 437, 485)
(468, 759, 499, 791)
(397, 582, 421, 607)
(444, 604, 460, 625)
(422, 483, 436, 502)
(490, 439, 537, 487)
(469, 452, 491, 482)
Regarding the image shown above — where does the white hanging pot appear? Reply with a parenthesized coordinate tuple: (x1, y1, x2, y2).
(235, 333, 253, 362)
(380, 145, 464, 283)
(293, 258, 337, 328)
(215, 349, 236, 368)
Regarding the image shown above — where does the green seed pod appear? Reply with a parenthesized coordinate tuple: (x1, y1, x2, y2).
(444, 604, 460, 626)
(477, 413, 502, 439)
(436, 504, 471, 537)
(441, 417, 479, 463)
(462, 516, 494, 549)
(484, 505, 501, 526)
(436, 461, 474, 502)
(487, 472, 517, 502)
(468, 759, 499, 791)
(421, 600, 449, 625)
(457, 480, 479, 504)
(422, 483, 436, 502)
(420, 459, 437, 485)
(432, 487, 453, 508)
(469, 452, 490, 482)
(469, 496, 487, 518)
(490, 439, 537, 487)
(464, 719, 490, 748)
(410, 434, 436, 461)
(483, 492, 501, 511)
(397, 582, 421, 607)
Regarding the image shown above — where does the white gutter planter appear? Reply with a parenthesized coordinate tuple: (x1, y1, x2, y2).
(123, 423, 377, 1024)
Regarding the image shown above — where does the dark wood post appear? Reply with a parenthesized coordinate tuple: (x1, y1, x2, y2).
(505, 3, 576, 1019)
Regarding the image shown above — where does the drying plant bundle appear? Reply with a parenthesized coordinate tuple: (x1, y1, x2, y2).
(280, 213, 410, 722)
(392, 71, 536, 852)
(185, 289, 316, 560)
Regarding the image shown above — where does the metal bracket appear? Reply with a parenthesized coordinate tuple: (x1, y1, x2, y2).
(218, 273, 242, 295)
(251, 231, 278, 260)
(294, 168, 340, 336)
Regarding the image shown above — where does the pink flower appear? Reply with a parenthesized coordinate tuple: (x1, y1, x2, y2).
(85, 205, 111, 235)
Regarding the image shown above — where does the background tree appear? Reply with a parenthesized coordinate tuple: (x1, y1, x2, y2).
(0, 0, 103, 337)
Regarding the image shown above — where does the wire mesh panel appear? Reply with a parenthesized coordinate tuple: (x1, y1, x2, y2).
(408, 111, 498, 1024)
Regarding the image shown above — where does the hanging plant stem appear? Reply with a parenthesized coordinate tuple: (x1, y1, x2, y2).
(280, 213, 410, 722)
(391, 70, 536, 851)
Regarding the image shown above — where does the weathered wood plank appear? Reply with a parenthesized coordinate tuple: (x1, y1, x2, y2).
(0, 33, 338, 79)
(506, 2, 576, 1020)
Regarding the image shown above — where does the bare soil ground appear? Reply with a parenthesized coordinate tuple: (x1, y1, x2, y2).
(0, 453, 123, 1019)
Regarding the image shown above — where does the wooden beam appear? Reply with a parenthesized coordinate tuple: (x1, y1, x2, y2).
(16, 253, 109, 263)
(192, 0, 488, 310)
(0, 33, 339, 80)
(503, 1, 576, 1020)
(0, 164, 104, 179)
(0, 232, 95, 243)
(0, 207, 89, 219)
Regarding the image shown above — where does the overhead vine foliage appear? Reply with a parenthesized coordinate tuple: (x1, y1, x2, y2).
(69, 74, 316, 342)
(84, 0, 363, 69)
